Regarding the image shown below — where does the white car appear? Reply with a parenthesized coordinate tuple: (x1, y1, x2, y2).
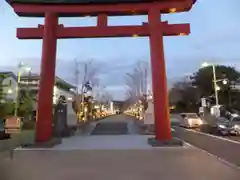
(179, 113, 204, 128)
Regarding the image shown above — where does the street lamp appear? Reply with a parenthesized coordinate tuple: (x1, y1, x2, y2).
(14, 62, 31, 117)
(222, 79, 228, 85)
(7, 89, 13, 94)
(202, 62, 219, 106)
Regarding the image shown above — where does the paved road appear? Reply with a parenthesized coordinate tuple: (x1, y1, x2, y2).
(1, 114, 239, 180)
(172, 124, 240, 167)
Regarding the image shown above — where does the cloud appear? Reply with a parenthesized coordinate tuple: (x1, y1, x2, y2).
(0, 57, 145, 99)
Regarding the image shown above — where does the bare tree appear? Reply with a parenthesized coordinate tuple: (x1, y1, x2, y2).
(124, 60, 149, 99)
(123, 60, 149, 110)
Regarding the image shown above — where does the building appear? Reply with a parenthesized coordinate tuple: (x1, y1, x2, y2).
(0, 71, 77, 105)
(0, 71, 18, 101)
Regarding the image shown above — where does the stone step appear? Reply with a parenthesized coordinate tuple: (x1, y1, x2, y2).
(91, 122, 129, 135)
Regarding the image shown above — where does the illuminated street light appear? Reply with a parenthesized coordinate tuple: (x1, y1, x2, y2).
(67, 97, 73, 101)
(201, 62, 210, 67)
(7, 89, 13, 94)
(222, 79, 228, 85)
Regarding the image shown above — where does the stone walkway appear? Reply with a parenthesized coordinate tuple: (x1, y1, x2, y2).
(1, 115, 239, 180)
(2, 148, 240, 180)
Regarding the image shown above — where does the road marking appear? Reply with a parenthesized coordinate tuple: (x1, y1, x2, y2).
(183, 141, 240, 170)
(182, 128, 240, 145)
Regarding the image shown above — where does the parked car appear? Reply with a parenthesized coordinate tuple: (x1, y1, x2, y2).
(179, 113, 204, 128)
(216, 114, 240, 135)
(215, 117, 231, 135)
(0, 118, 10, 140)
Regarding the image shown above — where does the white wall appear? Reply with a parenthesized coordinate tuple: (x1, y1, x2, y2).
(53, 86, 75, 104)
(2, 77, 75, 104)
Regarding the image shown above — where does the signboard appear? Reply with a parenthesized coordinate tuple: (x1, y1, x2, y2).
(199, 107, 204, 114)
(201, 98, 207, 107)
(144, 101, 154, 125)
(4, 116, 21, 134)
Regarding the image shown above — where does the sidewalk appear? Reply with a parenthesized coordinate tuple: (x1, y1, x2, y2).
(2, 148, 240, 180)
(1, 115, 239, 180)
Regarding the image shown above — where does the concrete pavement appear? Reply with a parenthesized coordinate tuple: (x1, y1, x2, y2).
(0, 115, 239, 180)
(2, 148, 240, 180)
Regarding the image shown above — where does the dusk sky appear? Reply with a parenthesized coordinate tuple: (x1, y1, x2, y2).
(0, 0, 240, 100)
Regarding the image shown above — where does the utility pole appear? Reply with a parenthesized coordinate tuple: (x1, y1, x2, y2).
(74, 58, 80, 94)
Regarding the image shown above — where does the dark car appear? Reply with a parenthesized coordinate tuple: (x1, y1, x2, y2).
(216, 115, 240, 135)
(204, 114, 240, 136)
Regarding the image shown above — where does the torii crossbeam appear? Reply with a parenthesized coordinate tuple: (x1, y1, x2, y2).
(6, 0, 197, 145)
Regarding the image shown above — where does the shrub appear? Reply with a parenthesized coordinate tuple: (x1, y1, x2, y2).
(22, 120, 36, 130)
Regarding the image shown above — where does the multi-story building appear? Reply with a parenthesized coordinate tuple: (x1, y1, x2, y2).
(0, 71, 18, 101)
(0, 71, 77, 105)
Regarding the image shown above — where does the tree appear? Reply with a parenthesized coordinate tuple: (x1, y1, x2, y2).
(169, 77, 200, 112)
(124, 61, 149, 99)
(191, 65, 240, 106)
(168, 87, 183, 105)
(0, 101, 15, 119)
(0, 73, 15, 118)
(18, 89, 34, 119)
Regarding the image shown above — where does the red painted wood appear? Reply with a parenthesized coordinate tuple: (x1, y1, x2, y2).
(11, 0, 194, 17)
(8, 0, 194, 143)
(97, 14, 108, 27)
(148, 8, 172, 141)
(36, 12, 58, 143)
(17, 23, 190, 39)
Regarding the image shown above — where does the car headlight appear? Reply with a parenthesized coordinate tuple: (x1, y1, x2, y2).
(187, 119, 192, 124)
(233, 124, 240, 129)
(198, 120, 203, 125)
(218, 124, 226, 129)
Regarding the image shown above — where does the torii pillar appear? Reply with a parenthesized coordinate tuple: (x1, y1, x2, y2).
(7, 0, 197, 145)
(36, 13, 58, 142)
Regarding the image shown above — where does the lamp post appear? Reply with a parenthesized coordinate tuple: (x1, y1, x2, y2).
(202, 62, 220, 106)
(202, 62, 231, 106)
(14, 62, 31, 117)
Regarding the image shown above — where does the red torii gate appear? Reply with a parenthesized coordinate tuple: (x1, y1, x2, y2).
(7, 0, 196, 145)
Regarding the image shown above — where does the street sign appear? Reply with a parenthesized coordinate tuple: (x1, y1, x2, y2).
(199, 107, 204, 113)
(4, 116, 21, 134)
(201, 98, 207, 107)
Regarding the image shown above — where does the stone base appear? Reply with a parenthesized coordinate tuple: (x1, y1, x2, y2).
(148, 137, 183, 147)
(21, 138, 62, 148)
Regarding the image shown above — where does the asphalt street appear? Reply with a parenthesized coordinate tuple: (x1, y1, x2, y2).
(172, 125, 240, 167)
